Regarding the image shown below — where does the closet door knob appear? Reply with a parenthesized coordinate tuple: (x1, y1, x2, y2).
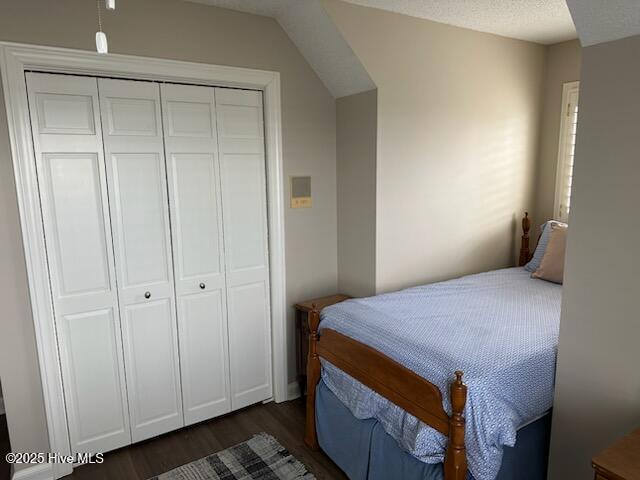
(199, 283, 206, 290)
(144, 291, 151, 299)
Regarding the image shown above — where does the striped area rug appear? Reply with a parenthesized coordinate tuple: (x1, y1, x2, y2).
(150, 433, 315, 480)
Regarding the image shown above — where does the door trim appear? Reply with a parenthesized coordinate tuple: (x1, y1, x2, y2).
(0, 41, 287, 479)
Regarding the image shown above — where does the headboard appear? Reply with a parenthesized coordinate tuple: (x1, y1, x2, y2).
(518, 212, 532, 267)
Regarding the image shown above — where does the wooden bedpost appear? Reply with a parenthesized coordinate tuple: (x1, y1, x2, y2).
(444, 371, 467, 480)
(304, 303, 321, 449)
(518, 212, 531, 266)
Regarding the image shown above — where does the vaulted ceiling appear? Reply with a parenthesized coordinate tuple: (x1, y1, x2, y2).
(566, 0, 640, 46)
(187, 0, 640, 98)
(341, 0, 577, 45)
(188, 0, 375, 98)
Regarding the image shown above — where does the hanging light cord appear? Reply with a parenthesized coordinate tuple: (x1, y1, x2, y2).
(97, 0, 103, 32)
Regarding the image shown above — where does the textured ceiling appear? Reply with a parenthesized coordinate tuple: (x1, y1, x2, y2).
(188, 0, 375, 98)
(188, 0, 582, 97)
(566, 0, 640, 46)
(341, 0, 577, 45)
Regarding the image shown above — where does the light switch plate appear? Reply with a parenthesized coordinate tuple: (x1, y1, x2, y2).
(290, 176, 312, 208)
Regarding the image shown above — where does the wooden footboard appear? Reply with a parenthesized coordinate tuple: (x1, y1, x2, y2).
(304, 306, 468, 480)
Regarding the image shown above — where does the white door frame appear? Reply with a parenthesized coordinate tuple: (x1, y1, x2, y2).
(0, 41, 287, 479)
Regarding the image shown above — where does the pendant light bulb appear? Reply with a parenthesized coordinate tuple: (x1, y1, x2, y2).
(106, 0, 115, 10)
(96, 31, 108, 54)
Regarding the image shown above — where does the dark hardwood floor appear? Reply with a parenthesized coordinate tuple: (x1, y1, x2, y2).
(66, 398, 346, 480)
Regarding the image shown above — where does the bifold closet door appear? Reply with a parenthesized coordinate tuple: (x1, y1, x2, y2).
(215, 88, 272, 409)
(160, 83, 231, 425)
(25, 73, 131, 454)
(98, 78, 184, 442)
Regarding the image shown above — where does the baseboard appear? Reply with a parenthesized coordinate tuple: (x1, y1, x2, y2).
(287, 381, 301, 400)
(11, 463, 54, 480)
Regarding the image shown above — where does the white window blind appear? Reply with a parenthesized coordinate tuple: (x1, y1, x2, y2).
(554, 81, 580, 223)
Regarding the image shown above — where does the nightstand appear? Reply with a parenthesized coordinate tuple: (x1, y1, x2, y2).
(592, 427, 640, 479)
(294, 294, 351, 395)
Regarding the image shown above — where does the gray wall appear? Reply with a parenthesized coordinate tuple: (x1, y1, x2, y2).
(336, 89, 377, 297)
(534, 40, 582, 228)
(323, 0, 547, 293)
(548, 34, 640, 479)
(0, 0, 338, 467)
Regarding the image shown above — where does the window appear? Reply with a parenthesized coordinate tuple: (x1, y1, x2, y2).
(554, 81, 580, 223)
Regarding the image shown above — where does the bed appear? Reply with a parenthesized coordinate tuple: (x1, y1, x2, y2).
(304, 214, 561, 480)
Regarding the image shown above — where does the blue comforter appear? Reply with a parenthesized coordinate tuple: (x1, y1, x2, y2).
(320, 267, 561, 480)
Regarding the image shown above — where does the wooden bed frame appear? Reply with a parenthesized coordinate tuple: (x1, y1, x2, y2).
(304, 213, 534, 480)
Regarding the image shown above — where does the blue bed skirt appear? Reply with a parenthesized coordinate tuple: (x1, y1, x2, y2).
(316, 380, 551, 480)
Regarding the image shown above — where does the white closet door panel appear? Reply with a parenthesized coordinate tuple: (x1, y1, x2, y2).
(218, 108, 262, 137)
(219, 153, 268, 275)
(99, 78, 183, 439)
(161, 83, 231, 424)
(216, 88, 271, 409)
(102, 82, 160, 138)
(26, 72, 131, 454)
(105, 98, 158, 136)
(226, 282, 271, 409)
(178, 291, 230, 424)
(166, 101, 213, 138)
(34, 92, 96, 135)
(121, 299, 183, 441)
(41, 153, 111, 298)
(168, 152, 223, 292)
(110, 152, 171, 291)
(99, 79, 174, 296)
(162, 83, 224, 294)
(58, 308, 130, 453)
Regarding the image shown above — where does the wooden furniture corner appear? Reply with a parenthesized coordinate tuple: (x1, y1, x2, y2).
(592, 427, 640, 480)
(294, 294, 351, 395)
